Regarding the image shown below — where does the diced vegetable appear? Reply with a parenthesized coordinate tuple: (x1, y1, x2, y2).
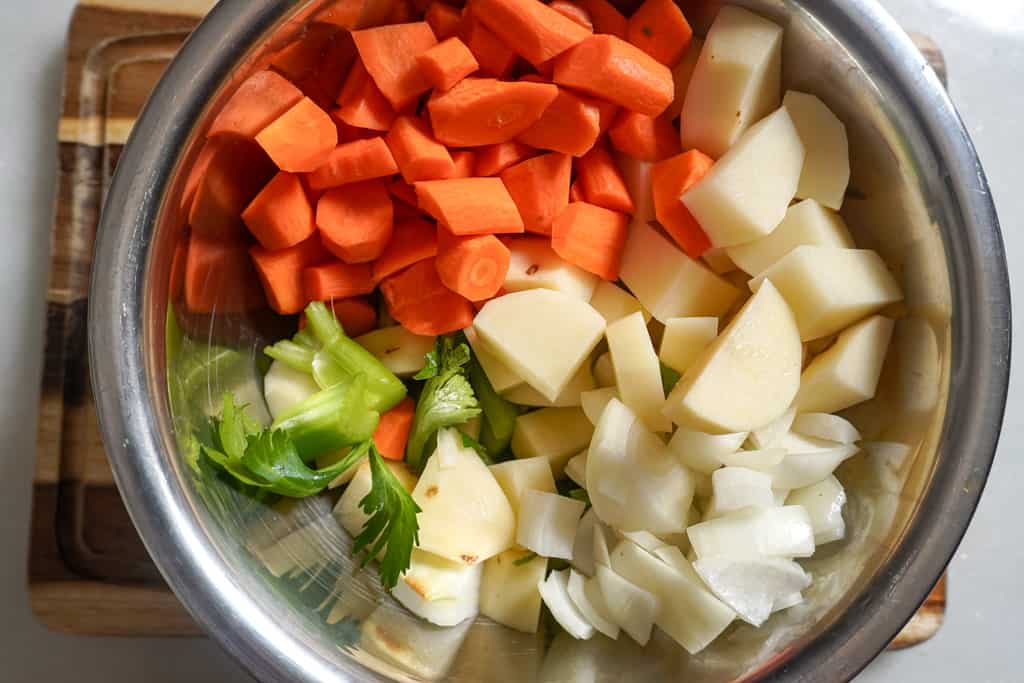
(551, 202, 629, 280)
(791, 413, 861, 444)
(564, 452, 587, 488)
(658, 316, 717, 375)
(580, 387, 618, 425)
(608, 110, 680, 162)
(303, 261, 376, 301)
(748, 407, 796, 449)
(548, 0, 593, 29)
(591, 352, 615, 388)
(692, 556, 810, 627)
(480, 547, 549, 632)
(263, 360, 321, 420)
(651, 150, 714, 258)
(499, 153, 572, 236)
(759, 443, 858, 490)
(503, 237, 599, 302)
(417, 37, 479, 92)
(717, 447, 786, 471)
(576, 0, 627, 37)
(707, 466, 775, 517)
(335, 457, 417, 537)
(385, 115, 456, 183)
(242, 171, 316, 250)
(502, 361, 595, 407)
(539, 569, 595, 640)
(354, 325, 436, 377)
(786, 474, 847, 545)
(627, 0, 692, 67)
(459, 15, 519, 78)
(475, 141, 534, 177)
(472, 0, 592, 67)
(372, 219, 438, 281)
(324, 297, 378, 338)
(317, 180, 394, 263)
(415, 177, 525, 235)
(588, 281, 648, 325)
(516, 490, 586, 559)
(209, 70, 305, 139)
(352, 22, 438, 109)
(392, 549, 483, 626)
(594, 564, 658, 645)
(380, 259, 476, 335)
(256, 97, 338, 172)
(667, 427, 747, 474)
(687, 506, 815, 560)
(616, 154, 655, 223)
(189, 138, 277, 241)
(489, 457, 556, 516)
(426, 1, 462, 41)
(511, 406, 594, 476)
(783, 90, 850, 209)
(606, 311, 670, 432)
(373, 397, 417, 459)
(435, 231, 511, 301)
(184, 235, 265, 313)
(250, 235, 330, 315)
(664, 36, 703, 120)
(272, 374, 379, 458)
(567, 570, 620, 639)
(518, 87, 601, 157)
(334, 60, 396, 132)
(307, 137, 399, 190)
(428, 78, 559, 146)
(464, 326, 524, 393)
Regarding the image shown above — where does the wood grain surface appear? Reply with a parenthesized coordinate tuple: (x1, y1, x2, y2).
(31, 0, 948, 647)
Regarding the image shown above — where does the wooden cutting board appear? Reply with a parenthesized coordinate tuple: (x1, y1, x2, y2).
(31, 0, 948, 648)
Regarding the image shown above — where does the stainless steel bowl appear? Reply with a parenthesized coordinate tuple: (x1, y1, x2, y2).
(89, 1, 1011, 680)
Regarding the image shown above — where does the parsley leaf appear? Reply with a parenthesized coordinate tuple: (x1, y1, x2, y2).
(352, 445, 422, 590)
(414, 348, 440, 380)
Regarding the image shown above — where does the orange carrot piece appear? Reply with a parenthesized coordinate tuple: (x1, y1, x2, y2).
(576, 146, 635, 214)
(472, 287, 507, 311)
(417, 37, 479, 92)
(415, 177, 525, 234)
(256, 97, 338, 172)
(292, 31, 358, 109)
(181, 139, 218, 213)
(209, 70, 304, 140)
(589, 97, 620, 135)
(474, 141, 535, 176)
(332, 118, 378, 143)
(303, 261, 377, 301)
(250, 236, 331, 314)
(428, 77, 558, 146)
(651, 149, 714, 258)
(551, 201, 629, 279)
(316, 180, 394, 263)
(608, 109, 680, 161)
(549, 0, 593, 31)
(460, 15, 519, 77)
(552, 34, 673, 116)
(306, 137, 399, 190)
(394, 201, 425, 222)
(185, 235, 265, 314)
(470, 0, 592, 66)
(169, 231, 189, 301)
(517, 86, 601, 156)
(426, 1, 463, 40)
(387, 0, 416, 24)
(328, 296, 378, 336)
(569, 179, 585, 203)
(334, 60, 396, 131)
(499, 152, 571, 235)
(271, 24, 339, 82)
(352, 22, 438, 110)
(576, 0, 627, 38)
(450, 150, 476, 178)
(373, 396, 417, 459)
(189, 138, 277, 241)
(386, 178, 420, 207)
(627, 0, 693, 67)
(380, 258, 476, 335)
(373, 219, 439, 280)
(435, 230, 511, 300)
(385, 115, 457, 182)
(315, 0, 374, 30)
(242, 172, 317, 250)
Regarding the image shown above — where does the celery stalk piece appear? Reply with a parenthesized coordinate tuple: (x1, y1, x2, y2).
(272, 373, 379, 461)
(469, 359, 518, 459)
(265, 340, 316, 374)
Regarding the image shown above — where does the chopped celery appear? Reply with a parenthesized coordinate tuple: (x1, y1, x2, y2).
(469, 359, 518, 460)
(660, 362, 682, 395)
(265, 339, 316, 374)
(272, 373, 379, 461)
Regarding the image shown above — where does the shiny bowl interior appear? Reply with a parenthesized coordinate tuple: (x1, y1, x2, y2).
(89, 0, 1011, 681)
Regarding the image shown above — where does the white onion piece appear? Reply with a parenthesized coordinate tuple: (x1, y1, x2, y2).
(708, 467, 775, 516)
(568, 570, 620, 638)
(786, 474, 847, 544)
(564, 452, 588, 488)
(748, 407, 796, 449)
(791, 413, 861, 444)
(580, 387, 620, 425)
(718, 448, 786, 471)
(778, 431, 839, 453)
(688, 506, 815, 559)
(595, 564, 659, 645)
(593, 521, 613, 568)
(539, 569, 595, 640)
(772, 489, 791, 506)
(621, 530, 668, 554)
(692, 556, 811, 626)
(571, 508, 599, 576)
(517, 490, 586, 560)
(392, 549, 482, 626)
(764, 444, 858, 489)
(667, 428, 749, 474)
(772, 591, 804, 613)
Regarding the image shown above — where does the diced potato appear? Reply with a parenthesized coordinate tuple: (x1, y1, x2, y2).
(489, 457, 557, 518)
(412, 430, 516, 565)
(680, 5, 783, 158)
(620, 221, 739, 322)
(659, 317, 718, 375)
(692, 556, 810, 627)
(794, 315, 895, 413)
(321, 446, 366, 489)
(752, 246, 902, 341)
(615, 154, 655, 224)
(786, 474, 847, 545)
(464, 326, 524, 393)
(682, 107, 804, 247)
(392, 549, 482, 626)
(335, 460, 416, 537)
(662, 280, 802, 433)
(726, 199, 854, 276)
(687, 506, 815, 559)
(607, 311, 671, 432)
(516, 490, 586, 559)
(263, 360, 320, 421)
(480, 548, 549, 633)
(475, 289, 606, 401)
(665, 37, 704, 120)
(588, 280, 650, 324)
(592, 352, 616, 387)
(502, 362, 595, 407)
(580, 387, 619, 425)
(511, 407, 595, 476)
(667, 428, 748, 474)
(360, 606, 472, 681)
(783, 91, 850, 210)
(504, 237, 599, 302)
(354, 326, 436, 377)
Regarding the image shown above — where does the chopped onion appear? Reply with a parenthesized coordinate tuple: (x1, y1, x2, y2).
(787, 474, 847, 544)
(571, 508, 598, 576)
(692, 556, 811, 627)
(564, 451, 588, 488)
(667, 428, 748, 474)
(791, 412, 861, 444)
(516, 490, 586, 560)
(687, 506, 815, 560)
(567, 569, 620, 638)
(708, 467, 775, 516)
(593, 520, 613, 568)
(539, 569, 595, 640)
(621, 529, 668, 554)
(748, 407, 796, 449)
(772, 591, 804, 613)
(595, 564, 659, 645)
(764, 444, 858, 489)
(718, 448, 786, 470)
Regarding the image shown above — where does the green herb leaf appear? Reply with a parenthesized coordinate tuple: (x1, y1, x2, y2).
(414, 349, 440, 380)
(241, 432, 371, 498)
(458, 429, 493, 465)
(568, 488, 591, 506)
(513, 552, 539, 567)
(352, 445, 422, 590)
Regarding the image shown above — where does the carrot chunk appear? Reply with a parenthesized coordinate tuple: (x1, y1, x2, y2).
(569, 179, 585, 203)
(181, 139, 219, 213)
(256, 97, 338, 172)
(352, 22, 438, 109)
(474, 141, 535, 176)
(435, 230, 511, 300)
(576, 0, 627, 38)
(328, 296, 378, 336)
(306, 137, 399, 190)
(303, 261, 377, 301)
(380, 258, 476, 335)
(549, 0, 593, 30)
(627, 0, 693, 67)
(386, 178, 420, 207)
(242, 172, 316, 250)
(250, 236, 331, 314)
(417, 37, 479, 92)
(428, 77, 558, 146)
(292, 31, 358, 109)
(576, 145, 635, 213)
(334, 60, 396, 132)
(185, 235, 266, 313)
(450, 150, 476, 178)
(385, 115, 457, 182)
(552, 34, 673, 116)
(373, 219, 440, 280)
(169, 231, 189, 301)
(386, 0, 416, 25)
(189, 138, 276, 241)
(374, 396, 417, 459)
(470, 0, 592, 66)
(460, 15, 519, 77)
(590, 97, 620, 135)
(608, 109, 680, 161)
(651, 149, 714, 258)
(316, 180, 394, 263)
(517, 86, 601, 156)
(426, 1, 463, 40)
(415, 177, 525, 234)
(271, 24, 339, 83)
(209, 70, 304, 140)
(551, 201, 629, 279)
(499, 152, 571, 235)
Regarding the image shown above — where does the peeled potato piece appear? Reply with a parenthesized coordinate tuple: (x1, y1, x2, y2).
(504, 237, 599, 302)
(659, 317, 718, 375)
(607, 311, 671, 432)
(392, 549, 482, 626)
(480, 548, 549, 633)
(783, 90, 850, 210)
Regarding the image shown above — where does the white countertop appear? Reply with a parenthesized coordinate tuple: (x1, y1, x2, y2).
(1, 1, 1020, 680)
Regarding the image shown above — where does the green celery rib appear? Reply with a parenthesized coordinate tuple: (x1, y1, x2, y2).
(271, 373, 379, 461)
(265, 340, 316, 374)
(469, 360, 518, 460)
